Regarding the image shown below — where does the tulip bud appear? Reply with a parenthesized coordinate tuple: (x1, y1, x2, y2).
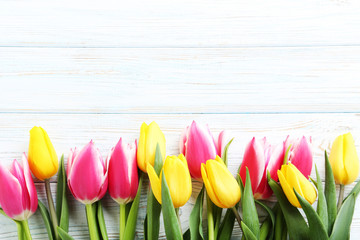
(28, 126, 59, 180)
(201, 156, 241, 208)
(67, 140, 108, 205)
(239, 137, 285, 199)
(180, 121, 223, 179)
(285, 136, 313, 178)
(329, 132, 359, 185)
(147, 154, 192, 208)
(277, 163, 317, 208)
(108, 138, 138, 204)
(137, 122, 166, 173)
(0, 154, 38, 221)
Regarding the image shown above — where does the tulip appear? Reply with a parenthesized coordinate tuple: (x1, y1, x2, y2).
(239, 137, 285, 199)
(329, 133, 359, 185)
(285, 136, 313, 179)
(147, 154, 192, 208)
(67, 140, 108, 205)
(137, 122, 166, 173)
(0, 154, 37, 221)
(201, 156, 241, 208)
(28, 126, 58, 181)
(180, 121, 224, 179)
(108, 138, 138, 204)
(277, 163, 317, 208)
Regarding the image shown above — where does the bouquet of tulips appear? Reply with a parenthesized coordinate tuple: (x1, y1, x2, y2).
(0, 121, 359, 240)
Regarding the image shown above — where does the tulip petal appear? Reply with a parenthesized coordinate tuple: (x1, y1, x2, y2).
(22, 153, 38, 215)
(288, 136, 313, 178)
(278, 169, 300, 208)
(343, 133, 359, 185)
(147, 163, 162, 204)
(206, 160, 240, 208)
(201, 163, 226, 208)
(146, 122, 166, 167)
(179, 126, 189, 156)
(289, 164, 317, 204)
(186, 121, 217, 179)
(329, 135, 346, 184)
(240, 138, 265, 194)
(0, 164, 25, 220)
(10, 160, 30, 212)
(137, 122, 148, 172)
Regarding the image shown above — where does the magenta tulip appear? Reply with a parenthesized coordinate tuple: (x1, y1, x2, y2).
(67, 140, 108, 205)
(108, 138, 138, 204)
(285, 136, 313, 178)
(0, 153, 38, 221)
(239, 137, 285, 199)
(180, 121, 224, 179)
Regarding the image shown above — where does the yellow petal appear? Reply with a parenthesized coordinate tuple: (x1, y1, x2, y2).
(288, 163, 317, 204)
(145, 122, 166, 167)
(343, 133, 359, 185)
(278, 169, 301, 208)
(163, 156, 192, 208)
(201, 163, 227, 208)
(28, 126, 58, 180)
(137, 123, 148, 172)
(147, 163, 162, 204)
(329, 134, 346, 184)
(284, 164, 304, 197)
(206, 160, 240, 208)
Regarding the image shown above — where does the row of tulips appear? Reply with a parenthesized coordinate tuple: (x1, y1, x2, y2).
(0, 121, 359, 240)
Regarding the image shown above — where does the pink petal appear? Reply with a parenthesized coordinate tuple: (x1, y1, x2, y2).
(239, 137, 265, 194)
(10, 160, 30, 214)
(179, 126, 189, 156)
(22, 153, 38, 216)
(289, 136, 313, 178)
(185, 121, 217, 179)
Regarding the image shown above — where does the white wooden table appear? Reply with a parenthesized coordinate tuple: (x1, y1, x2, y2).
(1, 0, 360, 239)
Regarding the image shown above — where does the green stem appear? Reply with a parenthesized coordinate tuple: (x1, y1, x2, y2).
(45, 179, 59, 240)
(206, 192, 215, 240)
(175, 208, 182, 234)
(231, 207, 242, 229)
(16, 221, 24, 240)
(337, 184, 345, 212)
(86, 204, 100, 240)
(119, 204, 126, 240)
(21, 220, 32, 240)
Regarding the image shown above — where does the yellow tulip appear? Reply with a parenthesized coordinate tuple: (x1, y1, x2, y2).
(147, 154, 192, 208)
(137, 121, 166, 172)
(329, 132, 359, 185)
(201, 156, 241, 208)
(28, 126, 59, 180)
(278, 163, 317, 208)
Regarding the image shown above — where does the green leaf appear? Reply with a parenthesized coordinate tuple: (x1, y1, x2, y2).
(161, 171, 182, 240)
(97, 200, 108, 240)
(189, 186, 204, 240)
(222, 138, 234, 167)
(268, 177, 309, 240)
(38, 200, 55, 240)
(283, 145, 291, 165)
(255, 200, 275, 240)
(146, 145, 163, 240)
(217, 208, 235, 240)
(183, 229, 190, 240)
(345, 180, 360, 201)
(259, 217, 271, 240)
(241, 222, 257, 240)
(313, 165, 328, 232)
(329, 193, 356, 240)
(274, 206, 285, 240)
(213, 204, 222, 238)
(56, 155, 69, 232)
(57, 227, 75, 240)
(242, 168, 260, 238)
(294, 190, 328, 240)
(324, 150, 337, 234)
(123, 176, 143, 240)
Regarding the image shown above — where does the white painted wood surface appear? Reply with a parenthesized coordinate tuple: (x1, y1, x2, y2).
(0, 0, 360, 239)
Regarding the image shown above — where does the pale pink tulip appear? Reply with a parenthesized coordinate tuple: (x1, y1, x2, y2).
(180, 121, 224, 179)
(0, 154, 38, 221)
(67, 140, 108, 205)
(108, 138, 138, 204)
(239, 137, 285, 199)
(285, 136, 313, 178)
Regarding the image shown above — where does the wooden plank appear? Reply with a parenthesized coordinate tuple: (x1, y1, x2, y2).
(0, 113, 360, 238)
(0, 47, 359, 113)
(1, 0, 360, 48)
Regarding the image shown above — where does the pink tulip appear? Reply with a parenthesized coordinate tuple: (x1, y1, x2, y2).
(180, 121, 224, 179)
(285, 136, 313, 178)
(67, 140, 108, 205)
(0, 154, 38, 221)
(239, 137, 285, 199)
(108, 138, 138, 204)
